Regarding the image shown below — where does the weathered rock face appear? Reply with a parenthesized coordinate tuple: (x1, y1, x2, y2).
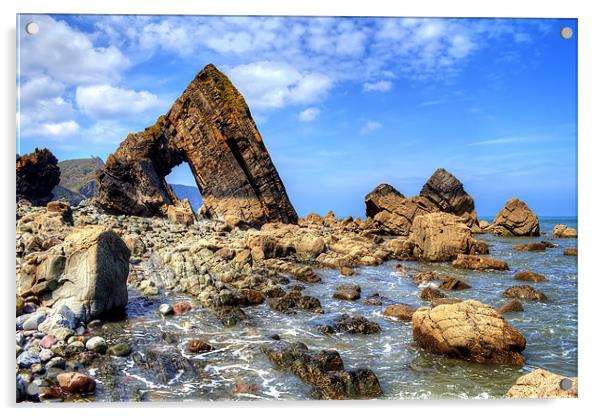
(487, 198, 540, 236)
(364, 184, 437, 235)
(95, 64, 298, 226)
(16, 148, 61, 205)
(420, 168, 479, 231)
(412, 300, 526, 365)
(506, 369, 578, 398)
(18, 226, 130, 320)
(503, 285, 548, 301)
(452, 254, 509, 271)
(553, 224, 577, 238)
(407, 212, 474, 261)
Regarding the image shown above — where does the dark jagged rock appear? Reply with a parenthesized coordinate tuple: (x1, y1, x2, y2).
(420, 168, 479, 230)
(16, 148, 60, 205)
(262, 341, 382, 399)
(95, 64, 298, 226)
(268, 289, 323, 314)
(319, 314, 381, 334)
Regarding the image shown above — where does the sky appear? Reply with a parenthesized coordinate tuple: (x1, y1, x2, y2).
(17, 15, 577, 217)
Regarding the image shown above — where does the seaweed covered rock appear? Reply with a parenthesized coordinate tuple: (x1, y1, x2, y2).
(16, 148, 60, 205)
(262, 341, 382, 399)
(412, 300, 526, 365)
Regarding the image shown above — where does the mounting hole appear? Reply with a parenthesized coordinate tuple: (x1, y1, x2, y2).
(559, 378, 573, 390)
(560, 27, 573, 40)
(25, 21, 39, 35)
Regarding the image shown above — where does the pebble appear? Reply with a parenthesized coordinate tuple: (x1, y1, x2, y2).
(87, 319, 102, 329)
(159, 304, 174, 316)
(21, 312, 46, 331)
(46, 356, 66, 369)
(39, 348, 54, 362)
(143, 286, 160, 296)
(17, 350, 41, 368)
(85, 336, 108, 354)
(107, 343, 131, 357)
(40, 335, 58, 349)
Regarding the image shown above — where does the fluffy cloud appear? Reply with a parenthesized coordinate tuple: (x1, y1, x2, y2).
(298, 107, 320, 122)
(75, 85, 164, 118)
(360, 121, 383, 135)
(226, 61, 333, 110)
(362, 80, 393, 92)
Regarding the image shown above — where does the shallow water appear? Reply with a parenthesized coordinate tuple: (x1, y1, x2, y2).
(89, 217, 577, 401)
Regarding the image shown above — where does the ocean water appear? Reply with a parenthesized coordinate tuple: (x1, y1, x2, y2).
(88, 217, 577, 401)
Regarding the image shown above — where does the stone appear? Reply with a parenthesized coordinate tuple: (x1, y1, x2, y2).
(383, 304, 416, 321)
(488, 198, 540, 236)
(22, 311, 46, 330)
(107, 343, 131, 357)
(17, 350, 41, 368)
(552, 224, 577, 238)
(57, 372, 96, 394)
(420, 168, 479, 230)
(268, 290, 323, 314)
(167, 201, 195, 226)
(339, 266, 355, 276)
(412, 300, 526, 365)
(407, 212, 474, 261)
(505, 369, 577, 398)
(512, 242, 547, 252)
(187, 339, 215, 353)
(420, 287, 446, 301)
(439, 276, 471, 290)
(564, 247, 578, 256)
(431, 297, 462, 307)
(39, 348, 54, 362)
(46, 356, 66, 369)
(172, 302, 192, 315)
(40, 335, 58, 349)
(497, 299, 524, 315)
(294, 233, 326, 258)
(85, 336, 107, 354)
(262, 341, 382, 399)
(47, 200, 73, 222)
(452, 254, 509, 271)
(16, 296, 25, 316)
(513, 271, 547, 283)
(319, 314, 381, 335)
(123, 234, 146, 256)
(16, 148, 61, 205)
(364, 184, 438, 236)
(503, 285, 548, 301)
(143, 286, 160, 296)
(159, 304, 174, 316)
(95, 64, 298, 227)
(333, 284, 361, 301)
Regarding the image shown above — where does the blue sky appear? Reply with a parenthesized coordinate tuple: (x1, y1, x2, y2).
(17, 15, 577, 217)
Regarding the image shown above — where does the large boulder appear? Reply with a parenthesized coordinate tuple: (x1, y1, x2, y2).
(488, 198, 540, 236)
(506, 369, 577, 398)
(95, 64, 298, 226)
(407, 212, 474, 261)
(16, 148, 61, 205)
(412, 300, 526, 365)
(552, 224, 577, 238)
(18, 226, 130, 321)
(364, 184, 437, 236)
(420, 168, 479, 231)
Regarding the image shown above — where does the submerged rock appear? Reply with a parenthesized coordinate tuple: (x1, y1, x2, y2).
(512, 242, 547, 252)
(563, 247, 578, 256)
(497, 299, 524, 315)
(333, 284, 361, 301)
(186, 339, 214, 353)
(262, 341, 382, 399)
(439, 276, 471, 290)
(506, 369, 577, 398)
(420, 287, 446, 301)
(412, 300, 526, 365)
(319, 314, 381, 335)
(383, 304, 416, 321)
(452, 254, 509, 271)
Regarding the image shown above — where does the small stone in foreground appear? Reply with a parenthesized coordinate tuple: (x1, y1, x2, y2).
(506, 369, 577, 398)
(57, 372, 96, 394)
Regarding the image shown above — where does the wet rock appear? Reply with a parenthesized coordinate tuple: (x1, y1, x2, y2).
(319, 314, 381, 335)
(107, 343, 131, 357)
(16, 296, 25, 316)
(46, 356, 66, 369)
(133, 348, 199, 385)
(497, 299, 524, 315)
(172, 302, 192, 315)
(187, 339, 215, 353)
(420, 168, 480, 230)
(513, 271, 547, 283)
(40, 335, 57, 349)
(16, 148, 60, 205)
(383, 304, 416, 321)
(431, 297, 462, 307)
(57, 372, 96, 394)
(552, 224, 577, 238)
(339, 266, 355, 276)
(452, 254, 509, 271)
(333, 284, 361, 301)
(412, 300, 526, 365)
(505, 368, 577, 398)
(262, 341, 382, 399)
(214, 306, 247, 326)
(503, 285, 548, 301)
(439, 276, 471, 290)
(564, 247, 578, 256)
(407, 212, 474, 261)
(487, 198, 540, 236)
(95, 64, 298, 226)
(420, 287, 446, 301)
(123, 234, 146, 256)
(17, 350, 41, 368)
(268, 290, 323, 314)
(85, 336, 107, 354)
(21, 311, 46, 330)
(159, 304, 174, 316)
(409, 271, 437, 285)
(512, 242, 547, 252)
(143, 286, 160, 296)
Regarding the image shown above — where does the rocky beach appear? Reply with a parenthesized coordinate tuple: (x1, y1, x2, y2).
(15, 64, 578, 402)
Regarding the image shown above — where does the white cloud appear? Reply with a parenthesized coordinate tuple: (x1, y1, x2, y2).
(360, 121, 383, 135)
(469, 136, 525, 146)
(19, 119, 80, 139)
(362, 80, 393, 92)
(298, 107, 320, 122)
(82, 120, 131, 144)
(226, 61, 333, 110)
(20, 15, 129, 85)
(76, 85, 164, 118)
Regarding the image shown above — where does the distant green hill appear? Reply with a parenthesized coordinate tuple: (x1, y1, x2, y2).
(51, 157, 104, 205)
